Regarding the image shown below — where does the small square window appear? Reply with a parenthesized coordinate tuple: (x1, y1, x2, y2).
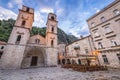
(101, 16, 105, 22)
(104, 26, 112, 33)
(113, 9, 120, 15)
(94, 31, 100, 37)
(91, 22, 95, 27)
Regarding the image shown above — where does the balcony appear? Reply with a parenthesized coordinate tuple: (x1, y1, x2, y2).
(74, 45, 80, 50)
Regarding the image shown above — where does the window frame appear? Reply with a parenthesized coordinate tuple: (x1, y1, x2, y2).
(113, 9, 120, 15)
(98, 42, 103, 49)
(101, 16, 105, 22)
(85, 49, 89, 54)
(91, 22, 95, 27)
(51, 16, 54, 20)
(104, 26, 112, 33)
(94, 31, 100, 37)
(16, 35, 21, 44)
(51, 40, 54, 47)
(51, 27, 54, 33)
(102, 55, 109, 64)
(35, 39, 40, 44)
(110, 39, 117, 46)
(0, 51, 3, 58)
(26, 7, 30, 12)
(117, 54, 120, 62)
(21, 20, 26, 26)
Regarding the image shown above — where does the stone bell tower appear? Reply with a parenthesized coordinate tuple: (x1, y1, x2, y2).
(45, 13, 58, 66)
(1, 5, 34, 69)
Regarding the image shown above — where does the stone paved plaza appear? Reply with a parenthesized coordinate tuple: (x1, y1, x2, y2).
(0, 66, 120, 80)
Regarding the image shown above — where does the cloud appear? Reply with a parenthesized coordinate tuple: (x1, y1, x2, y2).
(8, 0, 23, 8)
(55, 0, 60, 7)
(94, 8, 100, 13)
(8, 2, 13, 9)
(96, 9, 100, 13)
(56, 8, 64, 16)
(69, 28, 80, 38)
(0, 6, 17, 20)
(59, 9, 90, 37)
(33, 11, 45, 27)
(68, 24, 90, 38)
(40, 8, 54, 14)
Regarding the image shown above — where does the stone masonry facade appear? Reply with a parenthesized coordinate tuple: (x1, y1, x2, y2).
(0, 5, 58, 69)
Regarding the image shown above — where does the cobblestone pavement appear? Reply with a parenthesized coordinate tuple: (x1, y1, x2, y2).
(0, 66, 120, 80)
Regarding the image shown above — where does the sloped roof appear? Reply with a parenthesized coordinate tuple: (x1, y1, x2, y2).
(0, 41, 7, 45)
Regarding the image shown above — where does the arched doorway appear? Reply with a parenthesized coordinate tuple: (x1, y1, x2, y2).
(62, 59, 65, 64)
(67, 59, 71, 64)
(78, 59, 81, 65)
(21, 47, 45, 68)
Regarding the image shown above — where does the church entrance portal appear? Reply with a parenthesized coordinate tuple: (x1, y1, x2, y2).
(21, 47, 45, 68)
(30, 56, 38, 66)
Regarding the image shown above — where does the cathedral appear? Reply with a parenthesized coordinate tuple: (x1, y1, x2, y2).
(0, 5, 58, 69)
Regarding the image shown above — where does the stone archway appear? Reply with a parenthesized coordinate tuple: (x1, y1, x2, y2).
(21, 47, 46, 68)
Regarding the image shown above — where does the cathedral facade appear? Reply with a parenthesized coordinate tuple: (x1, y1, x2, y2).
(0, 5, 58, 69)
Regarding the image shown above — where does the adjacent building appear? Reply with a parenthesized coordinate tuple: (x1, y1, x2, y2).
(87, 0, 120, 68)
(65, 35, 97, 66)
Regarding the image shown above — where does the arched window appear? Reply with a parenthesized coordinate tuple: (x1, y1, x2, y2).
(78, 59, 81, 65)
(35, 39, 40, 44)
(51, 40, 54, 47)
(101, 16, 105, 22)
(51, 16, 54, 20)
(26, 7, 29, 12)
(0, 52, 3, 58)
(67, 59, 71, 64)
(51, 27, 54, 33)
(22, 20, 26, 26)
(98, 42, 103, 49)
(72, 59, 76, 64)
(16, 35, 21, 44)
(62, 59, 65, 64)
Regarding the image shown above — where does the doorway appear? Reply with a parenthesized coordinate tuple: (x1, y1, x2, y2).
(30, 56, 38, 66)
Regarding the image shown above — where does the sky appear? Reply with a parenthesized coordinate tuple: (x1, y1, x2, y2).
(0, 0, 115, 38)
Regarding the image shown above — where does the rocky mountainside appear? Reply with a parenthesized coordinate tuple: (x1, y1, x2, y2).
(0, 19, 78, 44)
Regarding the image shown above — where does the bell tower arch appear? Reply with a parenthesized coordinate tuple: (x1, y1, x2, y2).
(1, 5, 34, 69)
